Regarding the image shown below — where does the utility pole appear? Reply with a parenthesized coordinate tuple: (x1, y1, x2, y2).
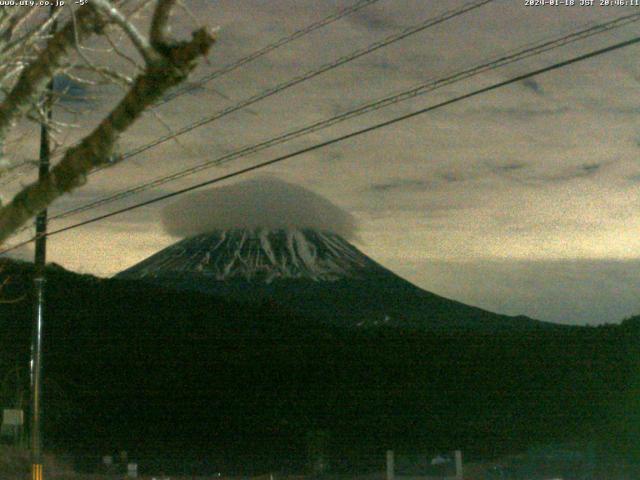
(30, 83, 51, 480)
(31, 8, 55, 480)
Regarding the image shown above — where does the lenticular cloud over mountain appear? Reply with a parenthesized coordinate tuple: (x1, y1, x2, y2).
(120, 177, 553, 333)
(161, 177, 358, 239)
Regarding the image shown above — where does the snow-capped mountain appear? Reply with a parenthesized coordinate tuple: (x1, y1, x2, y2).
(118, 229, 378, 283)
(116, 228, 556, 332)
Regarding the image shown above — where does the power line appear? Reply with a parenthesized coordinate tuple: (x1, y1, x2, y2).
(0, 0, 491, 190)
(0, 0, 496, 242)
(5, 0, 492, 184)
(98, 0, 494, 164)
(0, 0, 384, 186)
(48, 11, 640, 221)
(156, 0, 384, 106)
(2, 32, 637, 256)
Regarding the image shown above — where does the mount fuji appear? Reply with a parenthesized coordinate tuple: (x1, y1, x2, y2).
(116, 227, 554, 332)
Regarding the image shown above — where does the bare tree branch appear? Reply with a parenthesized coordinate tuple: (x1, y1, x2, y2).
(0, 6, 106, 144)
(90, 0, 159, 65)
(1, 10, 61, 58)
(150, 0, 176, 48)
(0, 8, 39, 44)
(72, 64, 134, 88)
(0, 0, 215, 243)
(105, 31, 143, 71)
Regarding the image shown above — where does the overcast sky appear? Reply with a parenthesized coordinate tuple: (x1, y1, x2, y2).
(4, 0, 640, 326)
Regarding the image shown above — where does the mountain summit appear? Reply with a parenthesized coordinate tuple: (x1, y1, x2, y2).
(117, 227, 554, 332)
(117, 228, 375, 283)
(118, 177, 558, 331)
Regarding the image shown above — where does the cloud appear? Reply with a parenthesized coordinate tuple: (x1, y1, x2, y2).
(526, 162, 604, 184)
(370, 178, 434, 193)
(521, 78, 543, 95)
(489, 160, 605, 186)
(467, 106, 571, 120)
(347, 9, 401, 32)
(161, 176, 358, 239)
(22, 0, 640, 326)
(369, 172, 465, 193)
(490, 161, 527, 173)
(53, 75, 90, 105)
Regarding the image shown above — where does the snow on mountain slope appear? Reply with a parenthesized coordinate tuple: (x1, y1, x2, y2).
(113, 175, 562, 332)
(118, 228, 380, 283)
(116, 226, 556, 332)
